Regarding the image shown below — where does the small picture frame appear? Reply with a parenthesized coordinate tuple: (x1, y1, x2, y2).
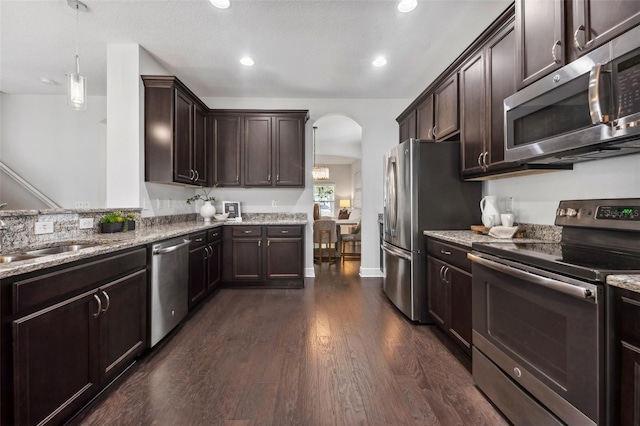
(222, 201, 241, 219)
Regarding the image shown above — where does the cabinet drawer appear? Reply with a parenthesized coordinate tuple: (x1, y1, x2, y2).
(267, 226, 302, 237)
(619, 289, 640, 345)
(13, 247, 147, 315)
(427, 238, 471, 272)
(232, 226, 263, 237)
(208, 228, 222, 242)
(190, 231, 207, 248)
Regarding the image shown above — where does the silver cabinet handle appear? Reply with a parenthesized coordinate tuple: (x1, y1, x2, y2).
(267, 173, 271, 181)
(551, 40, 561, 64)
(432, 125, 438, 139)
(440, 249, 451, 256)
(483, 152, 489, 168)
(267, 240, 270, 247)
(573, 25, 589, 51)
(276, 174, 279, 182)
(101, 290, 110, 313)
(281, 230, 289, 234)
(243, 230, 252, 234)
(439, 265, 446, 281)
(194, 170, 200, 182)
(588, 63, 609, 125)
(427, 127, 432, 139)
(258, 240, 261, 247)
(189, 169, 195, 181)
(236, 174, 239, 183)
(477, 153, 483, 167)
(93, 294, 102, 318)
(211, 232, 219, 237)
(205, 246, 211, 258)
(195, 237, 203, 242)
(444, 267, 450, 284)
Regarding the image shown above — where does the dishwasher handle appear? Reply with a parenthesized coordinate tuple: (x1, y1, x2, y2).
(153, 239, 191, 255)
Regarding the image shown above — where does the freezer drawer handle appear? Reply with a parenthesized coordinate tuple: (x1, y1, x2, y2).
(153, 239, 191, 255)
(381, 243, 412, 261)
(467, 253, 595, 301)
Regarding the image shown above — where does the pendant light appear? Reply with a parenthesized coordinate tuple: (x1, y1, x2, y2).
(67, 0, 88, 110)
(312, 126, 330, 181)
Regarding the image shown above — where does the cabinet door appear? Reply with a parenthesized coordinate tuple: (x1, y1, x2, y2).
(417, 95, 434, 139)
(174, 89, 194, 184)
(189, 245, 208, 308)
(427, 257, 448, 328)
(274, 116, 305, 187)
(486, 20, 516, 169)
(620, 342, 640, 426)
(99, 270, 147, 383)
(13, 291, 100, 426)
(232, 238, 263, 280)
(211, 114, 242, 186)
(399, 117, 409, 142)
(572, 0, 640, 57)
(515, 0, 565, 89)
(448, 267, 472, 357)
(207, 239, 222, 290)
(460, 52, 486, 175)
(192, 103, 209, 186)
(244, 116, 272, 186)
(266, 238, 303, 279)
(434, 74, 459, 140)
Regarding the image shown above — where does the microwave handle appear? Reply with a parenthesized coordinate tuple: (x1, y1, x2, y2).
(588, 63, 609, 125)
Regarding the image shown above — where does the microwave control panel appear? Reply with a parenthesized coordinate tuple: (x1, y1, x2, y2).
(615, 51, 640, 118)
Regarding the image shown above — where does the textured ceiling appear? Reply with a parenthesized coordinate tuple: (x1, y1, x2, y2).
(1, 0, 512, 99)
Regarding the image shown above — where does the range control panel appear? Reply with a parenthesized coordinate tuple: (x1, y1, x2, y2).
(555, 198, 640, 230)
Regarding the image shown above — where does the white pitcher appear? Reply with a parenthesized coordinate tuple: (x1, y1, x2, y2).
(480, 195, 501, 226)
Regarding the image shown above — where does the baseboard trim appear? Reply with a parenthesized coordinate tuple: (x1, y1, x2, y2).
(304, 267, 315, 278)
(359, 267, 383, 277)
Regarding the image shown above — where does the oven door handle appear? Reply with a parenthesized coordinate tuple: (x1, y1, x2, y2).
(468, 253, 596, 301)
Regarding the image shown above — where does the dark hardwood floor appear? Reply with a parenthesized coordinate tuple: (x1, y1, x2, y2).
(78, 259, 506, 425)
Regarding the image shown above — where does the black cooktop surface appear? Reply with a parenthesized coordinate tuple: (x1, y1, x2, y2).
(472, 241, 640, 282)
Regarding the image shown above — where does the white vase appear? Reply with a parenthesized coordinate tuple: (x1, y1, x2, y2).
(200, 201, 216, 223)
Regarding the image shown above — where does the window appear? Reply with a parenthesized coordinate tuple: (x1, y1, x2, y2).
(314, 184, 335, 217)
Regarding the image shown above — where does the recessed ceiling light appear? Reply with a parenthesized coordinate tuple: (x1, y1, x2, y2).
(40, 78, 59, 86)
(398, 0, 417, 13)
(372, 57, 387, 67)
(209, 0, 230, 9)
(240, 57, 255, 66)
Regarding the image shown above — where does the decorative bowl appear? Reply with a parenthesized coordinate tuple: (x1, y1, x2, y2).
(213, 213, 229, 221)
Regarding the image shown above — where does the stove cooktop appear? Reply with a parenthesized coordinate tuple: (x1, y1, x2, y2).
(471, 241, 640, 283)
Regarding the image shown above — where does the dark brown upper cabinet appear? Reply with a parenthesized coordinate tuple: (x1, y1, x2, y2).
(433, 74, 459, 140)
(570, 0, 640, 58)
(515, 0, 565, 89)
(211, 110, 307, 188)
(210, 114, 242, 187)
(417, 95, 434, 139)
(461, 18, 518, 177)
(398, 110, 417, 142)
(142, 76, 211, 186)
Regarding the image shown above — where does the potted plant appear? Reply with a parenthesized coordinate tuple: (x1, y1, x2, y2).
(100, 211, 136, 233)
(187, 184, 218, 222)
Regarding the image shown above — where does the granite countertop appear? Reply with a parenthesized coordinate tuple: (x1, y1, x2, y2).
(0, 219, 307, 280)
(423, 230, 548, 248)
(607, 275, 640, 294)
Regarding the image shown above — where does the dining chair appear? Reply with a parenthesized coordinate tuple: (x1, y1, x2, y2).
(341, 221, 361, 261)
(313, 219, 337, 263)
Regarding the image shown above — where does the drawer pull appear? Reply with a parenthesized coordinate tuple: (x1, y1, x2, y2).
(195, 238, 203, 242)
(211, 232, 219, 237)
(440, 249, 451, 255)
(243, 230, 252, 234)
(281, 230, 289, 234)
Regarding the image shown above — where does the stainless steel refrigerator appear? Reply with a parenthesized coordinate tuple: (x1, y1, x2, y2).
(382, 139, 481, 323)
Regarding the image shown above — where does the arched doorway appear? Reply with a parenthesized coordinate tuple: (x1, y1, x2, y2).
(311, 114, 362, 271)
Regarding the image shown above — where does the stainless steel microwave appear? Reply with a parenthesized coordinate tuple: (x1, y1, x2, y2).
(504, 25, 640, 164)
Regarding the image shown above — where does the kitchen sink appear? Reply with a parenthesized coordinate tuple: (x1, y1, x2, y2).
(23, 244, 100, 256)
(0, 254, 41, 263)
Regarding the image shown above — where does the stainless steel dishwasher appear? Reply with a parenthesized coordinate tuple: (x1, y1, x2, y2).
(149, 236, 191, 347)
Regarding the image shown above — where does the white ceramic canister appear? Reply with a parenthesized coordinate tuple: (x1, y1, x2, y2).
(200, 201, 216, 223)
(480, 195, 501, 226)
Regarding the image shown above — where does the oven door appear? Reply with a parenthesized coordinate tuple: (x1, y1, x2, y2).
(469, 253, 604, 425)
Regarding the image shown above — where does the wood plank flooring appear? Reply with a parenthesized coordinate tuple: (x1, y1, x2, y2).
(78, 260, 507, 425)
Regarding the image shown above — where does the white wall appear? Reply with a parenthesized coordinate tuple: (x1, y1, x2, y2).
(485, 154, 640, 224)
(202, 97, 409, 277)
(0, 93, 107, 209)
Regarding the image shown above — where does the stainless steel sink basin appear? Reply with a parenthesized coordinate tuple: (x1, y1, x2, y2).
(24, 244, 99, 256)
(0, 254, 41, 263)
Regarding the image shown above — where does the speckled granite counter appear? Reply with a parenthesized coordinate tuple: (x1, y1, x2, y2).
(607, 275, 640, 294)
(422, 230, 550, 248)
(0, 219, 307, 280)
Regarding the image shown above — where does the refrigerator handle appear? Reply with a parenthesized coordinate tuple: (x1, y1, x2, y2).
(381, 241, 412, 261)
(388, 157, 398, 235)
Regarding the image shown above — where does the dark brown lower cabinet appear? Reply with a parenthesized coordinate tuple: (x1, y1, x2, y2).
(611, 286, 640, 425)
(189, 228, 223, 310)
(426, 237, 472, 359)
(223, 225, 304, 287)
(2, 248, 147, 426)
